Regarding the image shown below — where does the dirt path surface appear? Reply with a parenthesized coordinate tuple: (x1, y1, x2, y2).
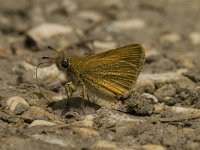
(0, 0, 200, 150)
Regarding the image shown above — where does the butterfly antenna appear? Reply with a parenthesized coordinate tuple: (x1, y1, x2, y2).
(36, 46, 60, 100)
(42, 56, 51, 59)
(36, 62, 51, 100)
(47, 46, 60, 55)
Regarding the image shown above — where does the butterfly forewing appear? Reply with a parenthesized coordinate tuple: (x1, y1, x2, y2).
(77, 44, 145, 99)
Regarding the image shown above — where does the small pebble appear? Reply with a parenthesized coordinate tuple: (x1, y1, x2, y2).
(175, 76, 196, 89)
(135, 80, 155, 94)
(72, 127, 100, 137)
(26, 23, 73, 49)
(14, 103, 30, 115)
(163, 97, 176, 106)
(154, 84, 176, 102)
(142, 144, 166, 150)
(142, 93, 158, 103)
(51, 95, 68, 102)
(6, 96, 30, 112)
(127, 93, 155, 115)
(27, 23, 73, 42)
(84, 115, 95, 121)
(29, 120, 57, 127)
(145, 49, 161, 62)
(108, 18, 146, 31)
(69, 120, 94, 128)
(189, 32, 200, 45)
(160, 32, 181, 44)
(93, 41, 117, 52)
(91, 140, 117, 149)
(154, 103, 165, 114)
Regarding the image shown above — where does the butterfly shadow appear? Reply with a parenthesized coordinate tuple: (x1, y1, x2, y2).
(48, 97, 101, 117)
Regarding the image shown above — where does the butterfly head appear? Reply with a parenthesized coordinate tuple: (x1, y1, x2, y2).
(55, 53, 70, 71)
(41, 46, 70, 71)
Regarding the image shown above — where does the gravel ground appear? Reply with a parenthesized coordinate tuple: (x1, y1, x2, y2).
(0, 0, 200, 150)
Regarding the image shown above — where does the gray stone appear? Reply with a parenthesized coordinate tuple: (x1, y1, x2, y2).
(154, 84, 176, 102)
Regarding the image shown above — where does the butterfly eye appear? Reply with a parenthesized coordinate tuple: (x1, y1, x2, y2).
(60, 59, 69, 69)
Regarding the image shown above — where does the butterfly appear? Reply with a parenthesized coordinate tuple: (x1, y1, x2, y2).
(38, 43, 145, 105)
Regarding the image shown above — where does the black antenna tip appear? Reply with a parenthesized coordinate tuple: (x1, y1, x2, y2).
(47, 45, 59, 54)
(48, 45, 55, 50)
(42, 56, 50, 59)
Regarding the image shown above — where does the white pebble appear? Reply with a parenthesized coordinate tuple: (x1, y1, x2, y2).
(27, 23, 73, 42)
(146, 49, 160, 58)
(142, 144, 166, 150)
(142, 93, 158, 103)
(29, 120, 57, 128)
(190, 32, 200, 45)
(84, 115, 95, 121)
(6, 96, 30, 112)
(91, 140, 117, 149)
(160, 32, 181, 43)
(108, 18, 146, 31)
(93, 41, 117, 51)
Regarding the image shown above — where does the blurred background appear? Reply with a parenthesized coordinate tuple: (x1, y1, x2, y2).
(0, 0, 199, 72)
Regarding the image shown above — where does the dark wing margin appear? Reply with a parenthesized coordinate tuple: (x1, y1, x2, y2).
(78, 43, 145, 99)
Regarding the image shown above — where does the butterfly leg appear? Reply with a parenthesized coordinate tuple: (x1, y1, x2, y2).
(82, 84, 89, 100)
(81, 83, 89, 114)
(64, 81, 75, 99)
